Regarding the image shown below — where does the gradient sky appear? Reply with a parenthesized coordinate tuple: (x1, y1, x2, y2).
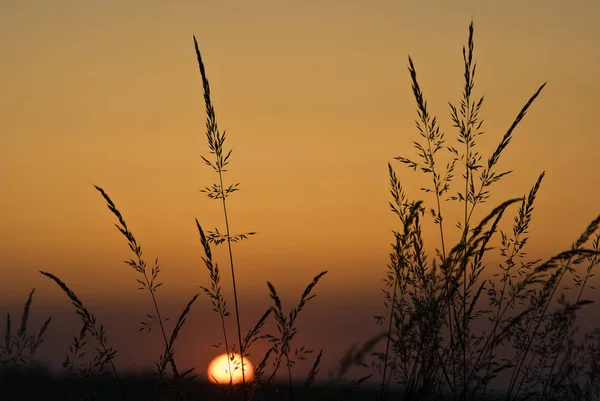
(1, 0, 599, 388)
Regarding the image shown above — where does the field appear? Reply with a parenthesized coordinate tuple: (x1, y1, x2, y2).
(2, 21, 600, 401)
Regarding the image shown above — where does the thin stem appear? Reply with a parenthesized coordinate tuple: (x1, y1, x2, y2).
(147, 275, 180, 380)
(219, 169, 247, 397)
(219, 309, 234, 385)
(380, 273, 399, 401)
(287, 357, 295, 401)
(462, 115, 470, 401)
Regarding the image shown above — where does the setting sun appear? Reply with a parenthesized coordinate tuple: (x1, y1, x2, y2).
(207, 353, 254, 384)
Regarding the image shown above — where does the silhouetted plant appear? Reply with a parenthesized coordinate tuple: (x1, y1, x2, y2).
(39, 271, 126, 399)
(262, 270, 328, 401)
(336, 20, 600, 401)
(193, 34, 257, 400)
(0, 289, 52, 400)
(0, 289, 51, 369)
(94, 185, 199, 400)
(39, 187, 201, 401)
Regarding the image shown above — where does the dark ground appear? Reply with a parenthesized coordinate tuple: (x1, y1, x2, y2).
(1, 366, 506, 401)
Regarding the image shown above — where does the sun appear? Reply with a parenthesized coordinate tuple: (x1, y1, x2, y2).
(207, 353, 254, 384)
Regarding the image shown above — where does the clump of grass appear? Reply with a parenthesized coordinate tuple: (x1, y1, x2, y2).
(0, 289, 51, 369)
(262, 270, 328, 400)
(352, 21, 600, 401)
(39, 271, 126, 398)
(61, 319, 101, 399)
(0, 289, 51, 400)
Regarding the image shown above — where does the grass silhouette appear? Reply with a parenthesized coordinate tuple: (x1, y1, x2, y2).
(2, 21, 600, 401)
(337, 21, 600, 401)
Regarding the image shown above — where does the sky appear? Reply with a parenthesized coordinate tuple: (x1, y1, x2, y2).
(1, 0, 600, 390)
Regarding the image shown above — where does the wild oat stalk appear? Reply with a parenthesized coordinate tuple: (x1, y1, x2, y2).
(193, 35, 256, 398)
(94, 185, 199, 399)
(448, 22, 484, 398)
(397, 47, 458, 391)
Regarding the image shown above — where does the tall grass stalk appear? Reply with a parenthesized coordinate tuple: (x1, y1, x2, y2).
(193, 34, 256, 399)
(94, 185, 200, 399)
(94, 186, 180, 382)
(192, 36, 334, 401)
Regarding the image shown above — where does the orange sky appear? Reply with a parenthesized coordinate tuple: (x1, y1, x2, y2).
(1, 0, 599, 384)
